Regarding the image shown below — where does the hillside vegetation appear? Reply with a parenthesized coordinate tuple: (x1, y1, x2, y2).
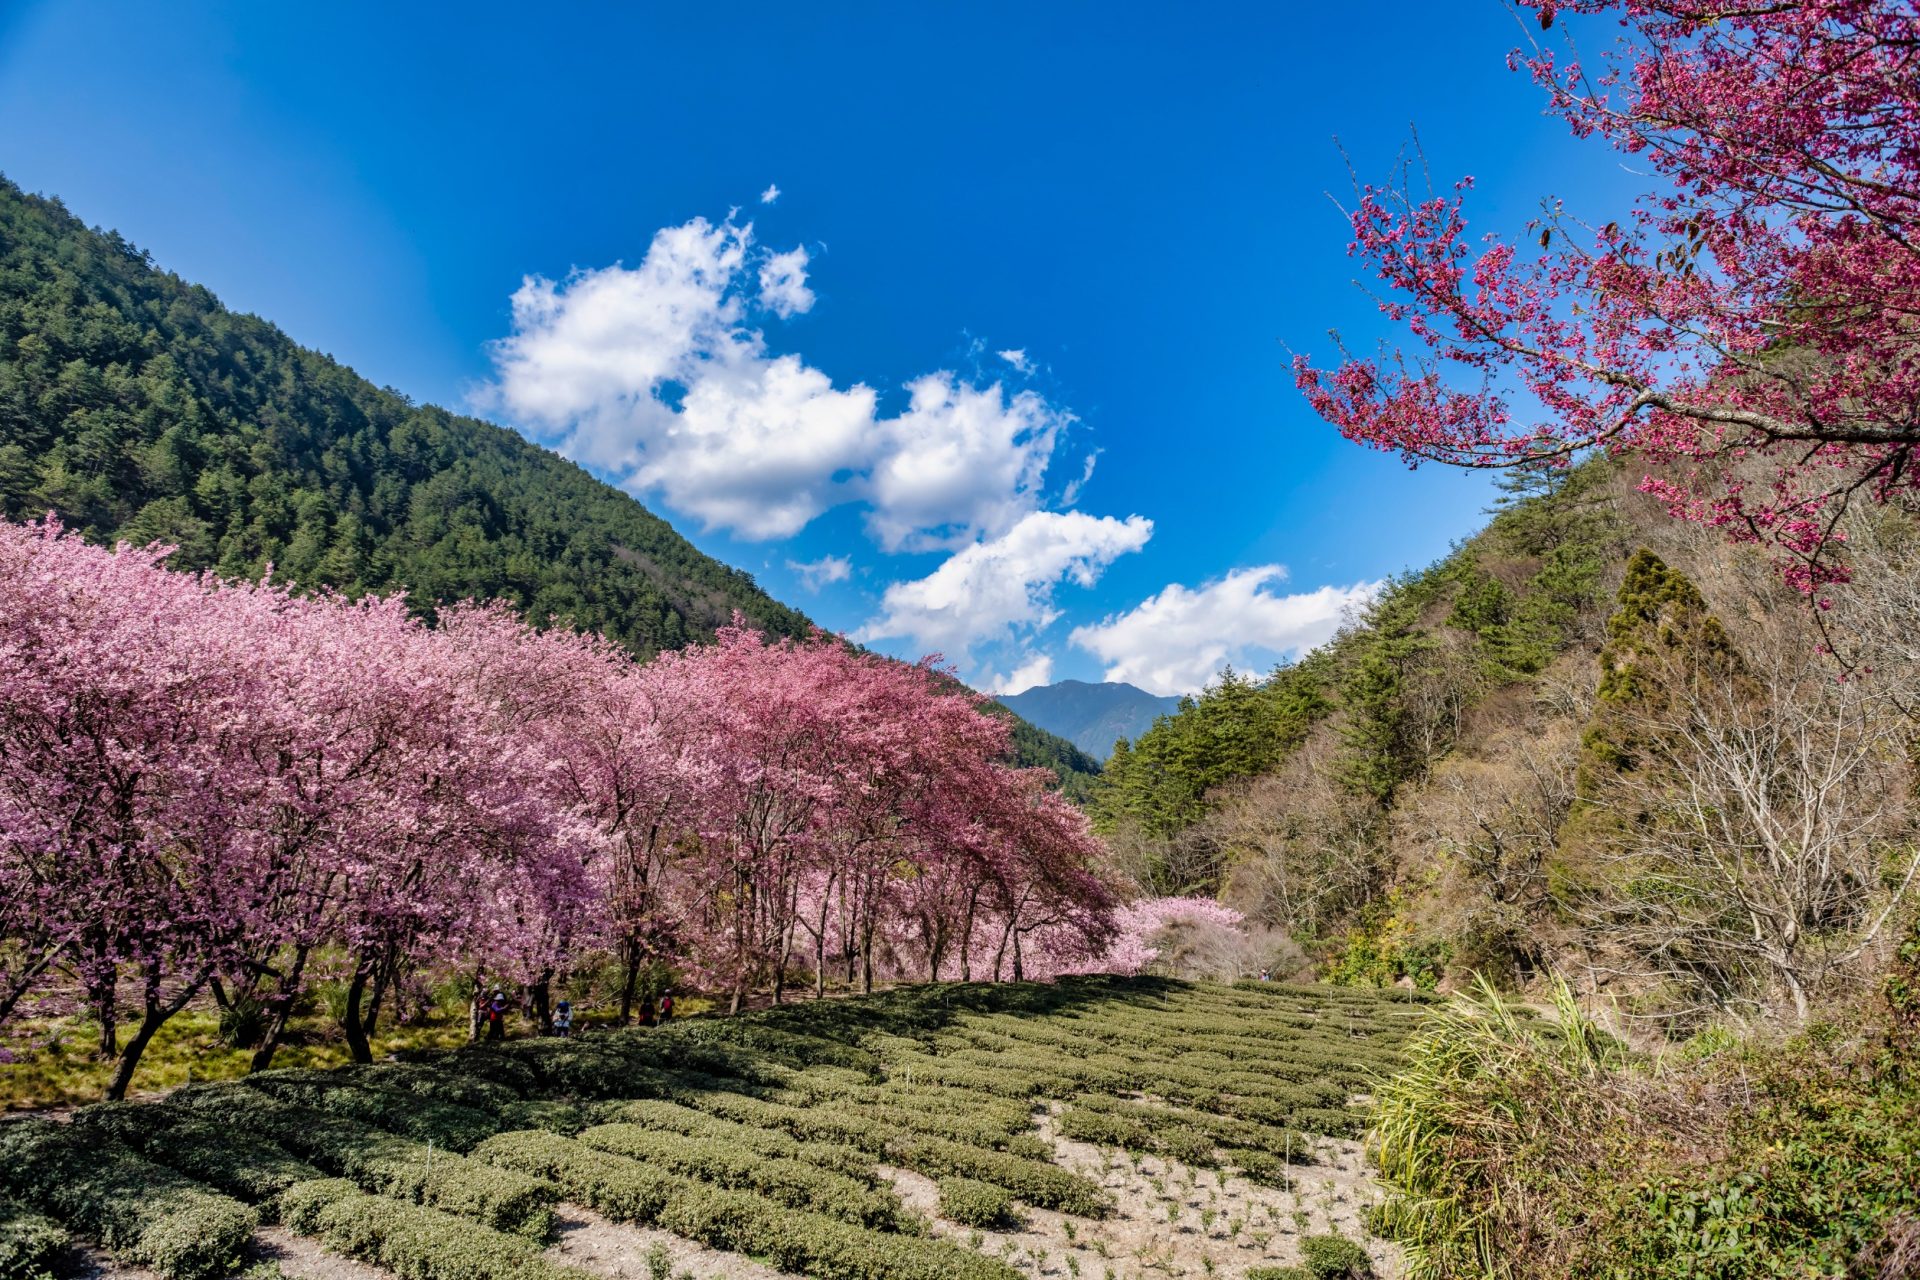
(0, 177, 1097, 789)
(1089, 460, 1920, 1276)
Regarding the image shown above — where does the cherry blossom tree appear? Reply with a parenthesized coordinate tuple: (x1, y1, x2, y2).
(1295, 1, 1920, 592)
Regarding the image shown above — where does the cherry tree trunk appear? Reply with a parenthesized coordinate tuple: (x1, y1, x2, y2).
(341, 964, 373, 1065)
(249, 943, 313, 1072)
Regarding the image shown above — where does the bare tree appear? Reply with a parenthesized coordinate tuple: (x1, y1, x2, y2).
(1577, 644, 1915, 1022)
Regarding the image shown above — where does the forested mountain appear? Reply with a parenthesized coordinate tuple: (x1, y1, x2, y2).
(1091, 456, 1919, 1021)
(0, 177, 1096, 788)
(995, 679, 1183, 760)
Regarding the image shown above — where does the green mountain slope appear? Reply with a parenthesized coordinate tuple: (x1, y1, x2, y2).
(0, 177, 1096, 789)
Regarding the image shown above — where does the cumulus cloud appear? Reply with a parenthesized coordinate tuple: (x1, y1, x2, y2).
(856, 511, 1153, 669)
(757, 245, 814, 319)
(484, 213, 1077, 547)
(1070, 567, 1378, 696)
(786, 554, 852, 591)
(760, 183, 781, 204)
(988, 653, 1054, 696)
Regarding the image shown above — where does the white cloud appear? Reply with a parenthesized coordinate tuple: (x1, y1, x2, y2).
(997, 348, 1031, 373)
(1070, 567, 1378, 696)
(786, 554, 852, 591)
(988, 653, 1054, 696)
(484, 213, 1081, 547)
(760, 183, 781, 204)
(757, 246, 814, 319)
(856, 510, 1151, 669)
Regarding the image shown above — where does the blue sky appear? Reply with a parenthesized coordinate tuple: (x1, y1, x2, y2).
(0, 3, 1637, 694)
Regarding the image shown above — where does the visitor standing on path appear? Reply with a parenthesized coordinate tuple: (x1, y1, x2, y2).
(658, 989, 674, 1022)
(486, 988, 508, 1041)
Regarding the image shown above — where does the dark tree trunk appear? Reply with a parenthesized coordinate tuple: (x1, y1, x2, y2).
(361, 952, 390, 1038)
(249, 943, 313, 1072)
(1013, 931, 1025, 982)
(618, 940, 642, 1024)
(530, 974, 552, 1035)
(88, 978, 118, 1060)
(105, 971, 206, 1101)
(341, 964, 373, 1065)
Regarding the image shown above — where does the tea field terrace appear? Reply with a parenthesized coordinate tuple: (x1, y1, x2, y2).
(0, 976, 1428, 1280)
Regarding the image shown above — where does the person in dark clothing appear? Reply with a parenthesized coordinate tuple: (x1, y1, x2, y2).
(658, 990, 674, 1022)
(551, 999, 573, 1037)
(637, 994, 656, 1027)
(486, 988, 508, 1041)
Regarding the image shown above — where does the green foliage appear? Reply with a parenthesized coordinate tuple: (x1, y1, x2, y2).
(0, 1118, 255, 1280)
(937, 1177, 1016, 1227)
(280, 1178, 587, 1280)
(1325, 907, 1451, 992)
(1298, 1232, 1374, 1278)
(1090, 657, 1333, 869)
(887, 1134, 1111, 1216)
(0, 1195, 65, 1280)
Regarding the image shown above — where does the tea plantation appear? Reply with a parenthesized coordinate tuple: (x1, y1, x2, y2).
(0, 977, 1425, 1280)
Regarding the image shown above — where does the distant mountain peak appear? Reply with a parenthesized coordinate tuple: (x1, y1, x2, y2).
(995, 679, 1184, 762)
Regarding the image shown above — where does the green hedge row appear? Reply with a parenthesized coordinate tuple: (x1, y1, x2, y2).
(598, 1099, 876, 1181)
(886, 1135, 1110, 1217)
(172, 1084, 555, 1237)
(936, 1177, 1015, 1228)
(280, 1178, 587, 1280)
(74, 1101, 324, 1210)
(0, 1194, 65, 1280)
(241, 1071, 499, 1152)
(475, 1130, 1020, 1280)
(0, 1118, 255, 1280)
(576, 1123, 909, 1231)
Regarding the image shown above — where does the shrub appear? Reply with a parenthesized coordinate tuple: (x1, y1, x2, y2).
(1223, 1148, 1294, 1189)
(0, 1119, 255, 1280)
(280, 1178, 587, 1280)
(937, 1178, 1015, 1227)
(887, 1136, 1110, 1217)
(1246, 1269, 1311, 1280)
(0, 1195, 65, 1280)
(1299, 1232, 1373, 1278)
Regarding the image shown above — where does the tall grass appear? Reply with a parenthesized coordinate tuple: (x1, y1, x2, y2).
(1365, 977, 1630, 1280)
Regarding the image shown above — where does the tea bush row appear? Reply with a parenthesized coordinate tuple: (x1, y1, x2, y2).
(886, 1135, 1110, 1216)
(171, 1084, 555, 1237)
(475, 1130, 1021, 1280)
(576, 1123, 909, 1230)
(75, 1102, 324, 1209)
(937, 1177, 1016, 1227)
(0, 1119, 254, 1280)
(0, 1195, 65, 1280)
(280, 1178, 586, 1280)
(598, 1098, 877, 1181)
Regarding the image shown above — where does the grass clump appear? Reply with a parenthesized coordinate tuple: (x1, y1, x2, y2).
(938, 1177, 1016, 1227)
